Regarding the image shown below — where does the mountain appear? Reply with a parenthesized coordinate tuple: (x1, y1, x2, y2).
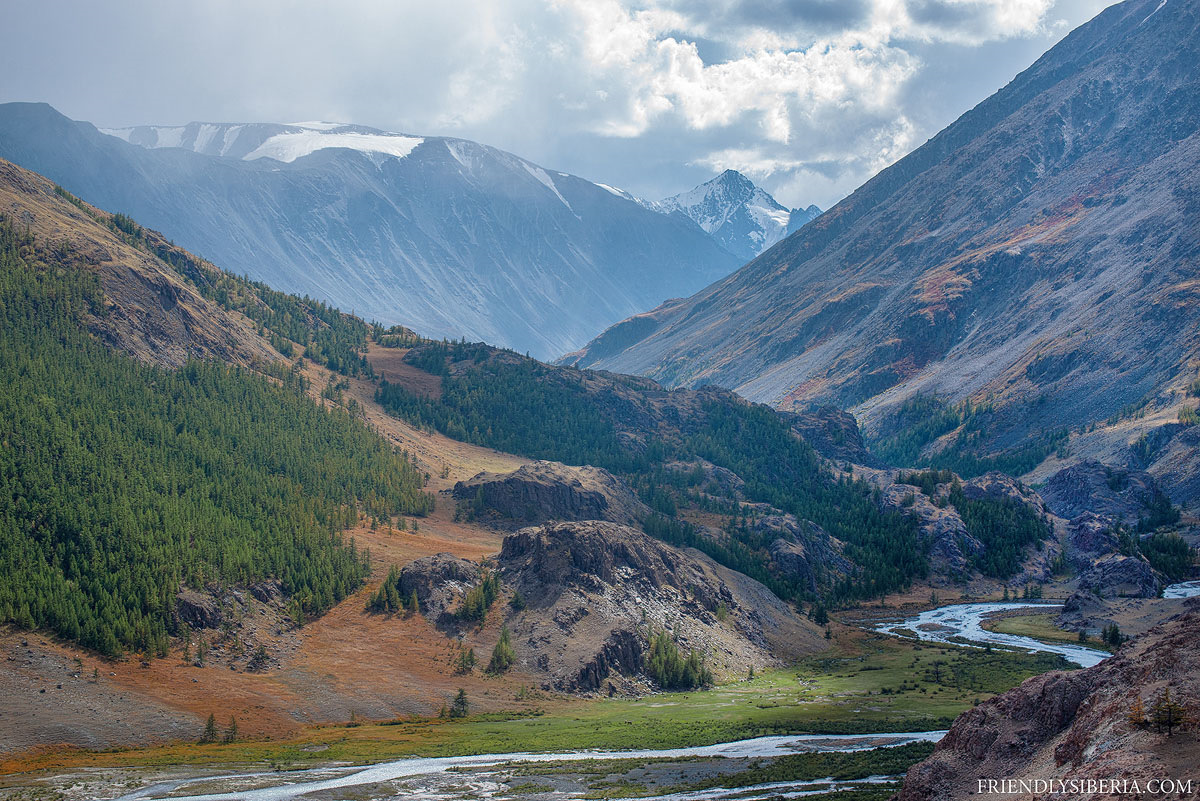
(644, 170, 821, 261)
(0, 105, 741, 360)
(0, 155, 827, 753)
(0, 156, 433, 660)
(896, 602, 1200, 801)
(562, 0, 1200, 499)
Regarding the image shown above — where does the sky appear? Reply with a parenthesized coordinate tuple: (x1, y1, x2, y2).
(1, 0, 1113, 209)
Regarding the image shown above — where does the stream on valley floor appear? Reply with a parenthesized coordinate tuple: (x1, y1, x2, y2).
(873, 601, 1109, 667)
(42, 594, 1200, 801)
(1163, 580, 1200, 599)
(100, 732, 947, 801)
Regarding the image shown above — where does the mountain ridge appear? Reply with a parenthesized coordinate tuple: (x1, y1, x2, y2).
(562, 0, 1200, 503)
(0, 102, 742, 360)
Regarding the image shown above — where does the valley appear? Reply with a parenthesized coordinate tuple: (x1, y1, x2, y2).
(2, 1, 1199, 799)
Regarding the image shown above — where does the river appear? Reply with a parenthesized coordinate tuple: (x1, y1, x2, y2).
(1163, 580, 1200, 598)
(873, 601, 1110, 667)
(109, 731, 947, 801)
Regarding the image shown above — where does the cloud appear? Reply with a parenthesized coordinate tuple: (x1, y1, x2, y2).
(0, 0, 1103, 209)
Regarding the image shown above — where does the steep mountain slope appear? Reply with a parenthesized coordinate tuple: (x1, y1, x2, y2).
(645, 170, 820, 261)
(0, 105, 740, 359)
(0, 157, 819, 757)
(564, 0, 1200, 488)
(896, 601, 1200, 801)
(0, 157, 433, 659)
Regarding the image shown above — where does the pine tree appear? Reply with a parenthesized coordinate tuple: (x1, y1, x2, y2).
(1128, 696, 1146, 727)
(201, 713, 218, 743)
(223, 717, 238, 743)
(1151, 688, 1187, 736)
(450, 689, 470, 718)
(488, 626, 515, 674)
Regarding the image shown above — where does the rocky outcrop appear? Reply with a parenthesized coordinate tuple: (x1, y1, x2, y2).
(663, 459, 746, 499)
(1065, 513, 1121, 569)
(1041, 460, 1158, 525)
(397, 553, 482, 622)
(452, 460, 649, 527)
(764, 518, 854, 594)
(880, 482, 982, 580)
(783, 406, 879, 466)
(175, 588, 222, 630)
(1076, 554, 1162, 599)
(962, 472, 1047, 511)
(895, 602, 1200, 801)
(496, 521, 825, 693)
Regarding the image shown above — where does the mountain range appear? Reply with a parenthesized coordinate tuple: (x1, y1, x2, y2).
(563, 0, 1200, 504)
(0, 106, 812, 360)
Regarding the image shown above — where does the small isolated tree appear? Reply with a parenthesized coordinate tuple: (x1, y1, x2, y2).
(223, 716, 238, 743)
(200, 713, 218, 743)
(1151, 687, 1187, 736)
(407, 589, 420, 616)
(248, 644, 270, 672)
(449, 689, 470, 719)
(509, 590, 525, 612)
(488, 626, 515, 674)
(454, 647, 477, 674)
(1128, 696, 1146, 727)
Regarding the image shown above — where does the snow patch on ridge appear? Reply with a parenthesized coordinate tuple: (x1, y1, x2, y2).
(245, 131, 424, 163)
(522, 163, 572, 211)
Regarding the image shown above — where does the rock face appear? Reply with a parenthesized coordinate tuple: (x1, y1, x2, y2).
(174, 588, 222, 630)
(1065, 513, 1121, 569)
(451, 461, 650, 527)
(880, 482, 981, 581)
(783, 406, 878, 466)
(397, 553, 482, 623)
(1041, 460, 1158, 525)
(564, 1, 1200, 491)
(765, 518, 854, 595)
(895, 602, 1200, 801)
(495, 521, 825, 693)
(1076, 554, 1162, 600)
(0, 103, 741, 360)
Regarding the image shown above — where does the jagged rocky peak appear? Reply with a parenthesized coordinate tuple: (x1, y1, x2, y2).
(645, 169, 820, 261)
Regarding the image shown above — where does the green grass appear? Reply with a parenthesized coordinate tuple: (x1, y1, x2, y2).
(982, 613, 1116, 653)
(5, 631, 1071, 776)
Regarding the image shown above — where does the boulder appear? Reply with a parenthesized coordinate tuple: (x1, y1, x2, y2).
(175, 588, 222, 629)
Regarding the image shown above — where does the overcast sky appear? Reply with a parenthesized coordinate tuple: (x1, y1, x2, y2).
(1, 0, 1112, 209)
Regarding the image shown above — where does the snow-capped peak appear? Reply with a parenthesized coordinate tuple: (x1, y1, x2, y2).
(643, 171, 819, 260)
